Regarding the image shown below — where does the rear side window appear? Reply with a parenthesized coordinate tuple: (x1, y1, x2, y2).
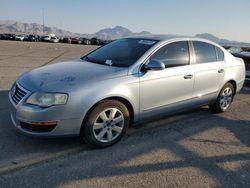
(150, 41, 189, 67)
(193, 41, 217, 63)
(215, 47, 224, 61)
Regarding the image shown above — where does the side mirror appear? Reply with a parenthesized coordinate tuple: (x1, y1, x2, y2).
(143, 59, 165, 71)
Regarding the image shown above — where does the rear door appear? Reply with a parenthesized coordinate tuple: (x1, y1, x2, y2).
(192, 41, 226, 102)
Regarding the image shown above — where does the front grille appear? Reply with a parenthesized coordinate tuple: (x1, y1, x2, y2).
(20, 122, 57, 132)
(11, 84, 28, 104)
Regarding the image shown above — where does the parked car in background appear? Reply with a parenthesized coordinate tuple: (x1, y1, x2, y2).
(9, 35, 245, 148)
(70, 37, 79, 44)
(24, 35, 38, 42)
(23, 35, 29, 41)
(0, 34, 4, 39)
(50, 36, 59, 43)
(58, 37, 63, 43)
(62, 37, 71, 43)
(228, 47, 250, 75)
(227, 47, 243, 55)
(78, 37, 91, 45)
(91, 37, 101, 45)
(41, 35, 51, 42)
(4, 34, 16, 40)
(232, 51, 250, 60)
(15, 35, 25, 41)
(232, 51, 250, 76)
(37, 35, 42, 41)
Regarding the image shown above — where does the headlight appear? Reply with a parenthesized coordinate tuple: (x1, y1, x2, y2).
(26, 92, 68, 107)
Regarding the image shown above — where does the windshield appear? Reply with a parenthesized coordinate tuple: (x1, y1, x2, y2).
(82, 38, 158, 67)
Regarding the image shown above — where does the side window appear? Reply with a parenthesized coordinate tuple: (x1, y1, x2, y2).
(215, 46, 224, 61)
(193, 41, 217, 63)
(150, 41, 189, 67)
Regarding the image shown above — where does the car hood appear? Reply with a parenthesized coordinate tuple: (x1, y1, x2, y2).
(18, 59, 128, 92)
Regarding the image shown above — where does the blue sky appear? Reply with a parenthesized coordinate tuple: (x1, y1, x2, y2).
(1, 0, 250, 42)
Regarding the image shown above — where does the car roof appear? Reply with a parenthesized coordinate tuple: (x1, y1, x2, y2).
(126, 34, 215, 44)
(127, 34, 186, 40)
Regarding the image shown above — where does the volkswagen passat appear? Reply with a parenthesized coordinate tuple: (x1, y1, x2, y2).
(9, 35, 245, 148)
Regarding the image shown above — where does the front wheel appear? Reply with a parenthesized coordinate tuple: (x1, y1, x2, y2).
(81, 100, 130, 148)
(209, 83, 235, 113)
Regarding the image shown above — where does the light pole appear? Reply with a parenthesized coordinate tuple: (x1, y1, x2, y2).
(42, 8, 44, 35)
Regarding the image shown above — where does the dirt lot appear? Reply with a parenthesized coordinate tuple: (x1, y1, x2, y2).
(0, 41, 250, 188)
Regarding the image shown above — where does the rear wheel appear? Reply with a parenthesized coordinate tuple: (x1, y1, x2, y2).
(209, 83, 234, 113)
(81, 100, 129, 148)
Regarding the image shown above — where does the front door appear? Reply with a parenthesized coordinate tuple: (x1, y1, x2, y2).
(139, 41, 195, 119)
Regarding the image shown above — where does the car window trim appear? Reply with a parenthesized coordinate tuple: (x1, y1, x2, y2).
(191, 40, 220, 64)
(139, 40, 191, 72)
(215, 46, 225, 62)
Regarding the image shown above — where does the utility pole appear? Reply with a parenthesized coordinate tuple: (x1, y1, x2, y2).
(42, 8, 44, 35)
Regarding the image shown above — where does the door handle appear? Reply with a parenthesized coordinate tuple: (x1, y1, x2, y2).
(184, 74, 193, 79)
(218, 69, 224, 73)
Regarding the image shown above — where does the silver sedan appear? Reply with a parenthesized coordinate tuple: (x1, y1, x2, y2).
(9, 35, 245, 148)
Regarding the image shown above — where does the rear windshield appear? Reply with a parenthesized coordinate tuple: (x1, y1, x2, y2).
(82, 38, 158, 67)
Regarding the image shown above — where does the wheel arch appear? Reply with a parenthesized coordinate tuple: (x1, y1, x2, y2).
(81, 96, 135, 131)
(227, 80, 237, 95)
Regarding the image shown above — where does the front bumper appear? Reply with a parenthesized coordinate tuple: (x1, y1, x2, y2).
(9, 85, 82, 137)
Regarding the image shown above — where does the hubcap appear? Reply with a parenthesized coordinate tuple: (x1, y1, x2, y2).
(220, 87, 233, 110)
(93, 108, 124, 143)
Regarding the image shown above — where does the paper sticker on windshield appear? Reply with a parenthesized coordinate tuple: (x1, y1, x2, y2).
(138, 40, 156, 45)
(105, 59, 113, 65)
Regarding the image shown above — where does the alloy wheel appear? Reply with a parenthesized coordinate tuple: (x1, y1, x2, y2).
(93, 108, 124, 143)
(219, 87, 233, 110)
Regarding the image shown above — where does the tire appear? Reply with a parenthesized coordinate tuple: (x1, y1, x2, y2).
(81, 100, 130, 148)
(209, 83, 235, 113)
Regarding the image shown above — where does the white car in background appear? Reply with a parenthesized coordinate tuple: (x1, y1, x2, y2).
(15, 35, 25, 41)
(227, 47, 243, 54)
(50, 37, 59, 43)
(42, 35, 51, 42)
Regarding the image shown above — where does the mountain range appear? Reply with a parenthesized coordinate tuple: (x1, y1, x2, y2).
(0, 20, 249, 46)
(0, 20, 151, 40)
